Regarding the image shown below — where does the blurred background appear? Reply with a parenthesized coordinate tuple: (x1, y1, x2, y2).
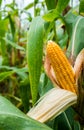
(0, 0, 80, 112)
(1, 0, 79, 28)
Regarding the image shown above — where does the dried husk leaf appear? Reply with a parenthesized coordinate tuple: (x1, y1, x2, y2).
(73, 49, 84, 125)
(74, 49, 84, 81)
(27, 87, 77, 123)
(44, 55, 59, 86)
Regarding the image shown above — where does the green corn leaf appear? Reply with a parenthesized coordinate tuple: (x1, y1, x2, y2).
(43, 9, 59, 22)
(8, 14, 15, 40)
(79, 0, 84, 16)
(67, 16, 84, 57)
(0, 95, 52, 130)
(54, 107, 80, 130)
(64, 8, 78, 38)
(54, 112, 72, 130)
(0, 19, 9, 65)
(73, 122, 81, 130)
(0, 0, 2, 6)
(65, 108, 80, 130)
(24, 2, 34, 10)
(0, 71, 14, 82)
(11, 67, 28, 79)
(45, 0, 57, 10)
(39, 73, 53, 97)
(27, 16, 44, 105)
(0, 66, 28, 79)
(0, 19, 9, 37)
(20, 78, 30, 112)
(3, 38, 25, 51)
(56, 0, 70, 14)
(43, 0, 70, 21)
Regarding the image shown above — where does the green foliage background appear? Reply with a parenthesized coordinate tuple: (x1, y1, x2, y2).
(0, 0, 84, 129)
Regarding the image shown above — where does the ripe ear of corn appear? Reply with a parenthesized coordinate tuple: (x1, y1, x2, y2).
(46, 41, 77, 93)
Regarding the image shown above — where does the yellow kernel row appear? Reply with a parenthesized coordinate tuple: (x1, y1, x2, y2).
(46, 41, 77, 93)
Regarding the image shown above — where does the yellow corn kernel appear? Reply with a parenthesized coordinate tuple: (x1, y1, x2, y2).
(46, 41, 77, 93)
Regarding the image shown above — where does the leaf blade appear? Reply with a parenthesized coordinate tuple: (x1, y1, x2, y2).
(0, 95, 52, 130)
(67, 16, 84, 57)
(27, 16, 44, 104)
(43, 0, 70, 21)
(0, 71, 14, 82)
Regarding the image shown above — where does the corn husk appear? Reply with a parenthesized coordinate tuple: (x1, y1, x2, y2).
(27, 87, 77, 123)
(74, 49, 84, 81)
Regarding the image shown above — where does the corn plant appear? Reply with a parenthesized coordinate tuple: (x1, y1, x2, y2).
(0, 0, 84, 130)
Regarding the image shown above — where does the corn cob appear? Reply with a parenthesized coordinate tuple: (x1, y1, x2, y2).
(46, 41, 77, 93)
